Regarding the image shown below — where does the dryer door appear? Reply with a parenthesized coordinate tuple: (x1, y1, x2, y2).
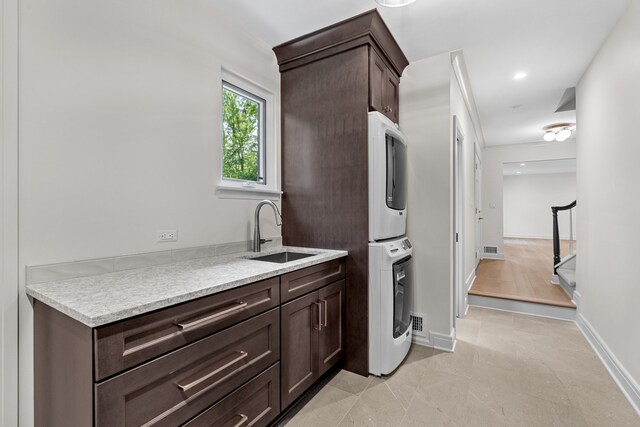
(392, 255, 413, 338)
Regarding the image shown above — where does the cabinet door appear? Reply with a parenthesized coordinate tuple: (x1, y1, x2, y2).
(369, 48, 400, 123)
(369, 49, 386, 113)
(281, 291, 320, 408)
(384, 71, 400, 123)
(318, 280, 346, 376)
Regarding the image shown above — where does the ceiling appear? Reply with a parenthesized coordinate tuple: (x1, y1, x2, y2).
(210, 0, 629, 146)
(503, 159, 576, 176)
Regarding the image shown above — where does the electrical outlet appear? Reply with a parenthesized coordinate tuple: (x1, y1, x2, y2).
(157, 230, 178, 242)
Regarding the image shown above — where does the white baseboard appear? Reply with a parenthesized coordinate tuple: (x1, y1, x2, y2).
(468, 295, 576, 321)
(412, 329, 457, 353)
(465, 269, 476, 292)
(482, 252, 505, 260)
(412, 335, 431, 347)
(504, 234, 574, 240)
(431, 329, 456, 352)
(571, 290, 581, 307)
(575, 312, 640, 416)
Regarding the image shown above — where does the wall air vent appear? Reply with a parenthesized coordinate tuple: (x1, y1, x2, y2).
(484, 246, 498, 254)
(410, 312, 427, 337)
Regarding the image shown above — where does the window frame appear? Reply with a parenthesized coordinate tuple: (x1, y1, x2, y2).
(216, 69, 279, 200)
(221, 80, 266, 185)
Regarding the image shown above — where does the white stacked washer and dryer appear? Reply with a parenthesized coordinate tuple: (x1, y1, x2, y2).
(368, 112, 414, 376)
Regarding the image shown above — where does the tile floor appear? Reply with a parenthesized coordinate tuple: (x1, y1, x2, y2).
(283, 307, 639, 426)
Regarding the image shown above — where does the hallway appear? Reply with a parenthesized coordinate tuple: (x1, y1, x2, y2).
(470, 238, 575, 307)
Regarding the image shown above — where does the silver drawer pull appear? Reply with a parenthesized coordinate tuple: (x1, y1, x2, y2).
(313, 302, 322, 331)
(177, 302, 248, 330)
(233, 414, 249, 427)
(321, 299, 328, 327)
(177, 350, 248, 392)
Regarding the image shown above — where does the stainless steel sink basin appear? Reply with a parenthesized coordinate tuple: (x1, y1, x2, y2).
(249, 251, 315, 263)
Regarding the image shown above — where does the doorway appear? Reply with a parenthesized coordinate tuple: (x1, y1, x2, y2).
(469, 158, 577, 307)
(453, 117, 465, 319)
(474, 146, 482, 269)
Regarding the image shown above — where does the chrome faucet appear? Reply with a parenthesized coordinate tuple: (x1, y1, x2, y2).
(253, 200, 282, 252)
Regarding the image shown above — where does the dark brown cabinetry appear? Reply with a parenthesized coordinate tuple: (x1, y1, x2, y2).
(183, 364, 280, 427)
(369, 47, 400, 123)
(34, 257, 346, 427)
(274, 9, 408, 376)
(281, 280, 345, 408)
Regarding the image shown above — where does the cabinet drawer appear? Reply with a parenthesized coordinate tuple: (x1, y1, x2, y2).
(95, 308, 279, 427)
(94, 277, 279, 381)
(184, 363, 280, 427)
(280, 259, 345, 303)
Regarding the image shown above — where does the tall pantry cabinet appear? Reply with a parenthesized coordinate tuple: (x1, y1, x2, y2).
(273, 9, 409, 376)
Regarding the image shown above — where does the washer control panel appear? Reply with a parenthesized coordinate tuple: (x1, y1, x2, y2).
(399, 238, 412, 250)
(383, 237, 412, 256)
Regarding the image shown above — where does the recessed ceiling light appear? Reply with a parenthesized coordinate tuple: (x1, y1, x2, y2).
(513, 72, 527, 80)
(520, 163, 526, 166)
(517, 171, 522, 174)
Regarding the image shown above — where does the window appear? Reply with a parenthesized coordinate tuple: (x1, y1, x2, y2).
(222, 81, 266, 184)
(217, 70, 279, 200)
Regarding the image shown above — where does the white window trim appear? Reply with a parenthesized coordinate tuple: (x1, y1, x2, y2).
(216, 68, 280, 200)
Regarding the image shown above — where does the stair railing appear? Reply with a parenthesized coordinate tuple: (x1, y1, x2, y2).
(552, 200, 576, 275)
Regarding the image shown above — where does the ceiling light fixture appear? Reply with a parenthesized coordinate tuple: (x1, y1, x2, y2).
(375, 0, 416, 7)
(513, 72, 527, 80)
(542, 123, 575, 142)
(520, 163, 526, 166)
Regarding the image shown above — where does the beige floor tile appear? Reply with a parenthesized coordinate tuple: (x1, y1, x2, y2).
(329, 369, 373, 396)
(517, 359, 573, 406)
(462, 392, 512, 427)
(414, 373, 470, 425)
(401, 393, 460, 427)
(283, 307, 639, 426)
(382, 359, 425, 410)
(567, 384, 640, 427)
(286, 385, 358, 427)
(338, 378, 407, 427)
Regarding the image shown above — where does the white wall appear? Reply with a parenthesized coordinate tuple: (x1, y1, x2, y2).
(401, 51, 481, 345)
(401, 53, 454, 342)
(18, 1, 281, 424)
(451, 69, 481, 283)
(482, 141, 577, 257)
(577, 0, 640, 403)
(503, 172, 577, 239)
(1, 0, 19, 425)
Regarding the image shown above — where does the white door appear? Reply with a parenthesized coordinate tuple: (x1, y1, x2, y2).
(453, 117, 465, 319)
(474, 148, 482, 268)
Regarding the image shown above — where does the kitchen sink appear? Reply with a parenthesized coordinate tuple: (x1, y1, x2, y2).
(249, 251, 315, 263)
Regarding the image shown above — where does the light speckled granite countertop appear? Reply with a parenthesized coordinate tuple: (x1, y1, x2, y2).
(26, 246, 347, 328)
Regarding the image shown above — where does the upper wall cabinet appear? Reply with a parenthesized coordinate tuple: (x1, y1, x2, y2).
(273, 9, 408, 123)
(369, 48, 400, 123)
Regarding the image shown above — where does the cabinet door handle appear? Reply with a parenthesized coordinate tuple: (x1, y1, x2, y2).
(321, 299, 328, 327)
(177, 350, 248, 392)
(233, 414, 249, 427)
(177, 302, 248, 330)
(313, 302, 322, 331)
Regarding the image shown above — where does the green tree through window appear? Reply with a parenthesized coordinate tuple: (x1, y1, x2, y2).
(222, 83, 264, 183)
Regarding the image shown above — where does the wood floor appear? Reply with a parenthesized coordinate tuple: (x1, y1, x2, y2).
(469, 238, 576, 308)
